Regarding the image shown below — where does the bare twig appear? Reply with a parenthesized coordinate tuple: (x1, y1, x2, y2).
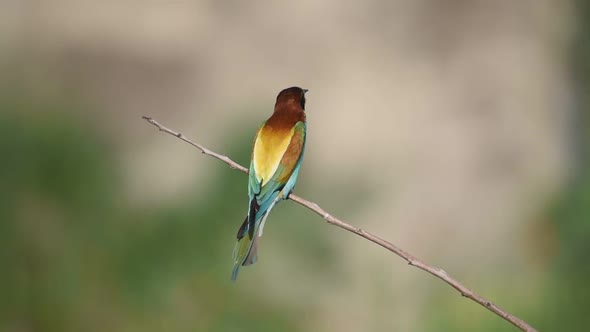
(142, 115, 538, 332)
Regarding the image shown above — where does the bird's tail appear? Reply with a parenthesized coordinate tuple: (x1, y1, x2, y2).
(231, 199, 261, 281)
(232, 220, 262, 281)
(231, 196, 279, 281)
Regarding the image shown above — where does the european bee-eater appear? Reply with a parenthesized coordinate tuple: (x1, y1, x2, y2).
(231, 87, 308, 281)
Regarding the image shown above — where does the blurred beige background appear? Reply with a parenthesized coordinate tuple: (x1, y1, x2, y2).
(0, 1, 582, 331)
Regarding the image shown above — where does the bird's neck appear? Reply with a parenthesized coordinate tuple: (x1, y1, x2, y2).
(268, 106, 305, 127)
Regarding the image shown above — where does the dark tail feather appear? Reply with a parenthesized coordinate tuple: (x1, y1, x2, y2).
(231, 224, 259, 281)
(232, 200, 261, 281)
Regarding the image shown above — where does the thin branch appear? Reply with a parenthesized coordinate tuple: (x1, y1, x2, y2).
(142, 115, 538, 332)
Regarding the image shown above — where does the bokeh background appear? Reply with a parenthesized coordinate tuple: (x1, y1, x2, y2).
(1, 1, 588, 331)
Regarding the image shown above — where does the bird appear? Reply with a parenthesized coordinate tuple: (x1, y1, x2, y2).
(231, 86, 308, 281)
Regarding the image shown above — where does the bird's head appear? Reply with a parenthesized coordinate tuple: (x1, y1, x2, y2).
(275, 87, 308, 111)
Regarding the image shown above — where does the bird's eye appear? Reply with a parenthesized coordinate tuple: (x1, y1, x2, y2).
(300, 94, 306, 110)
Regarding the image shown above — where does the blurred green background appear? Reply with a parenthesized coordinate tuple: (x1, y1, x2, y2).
(0, 1, 588, 331)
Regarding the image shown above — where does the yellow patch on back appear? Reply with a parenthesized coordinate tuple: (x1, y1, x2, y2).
(253, 126, 294, 185)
